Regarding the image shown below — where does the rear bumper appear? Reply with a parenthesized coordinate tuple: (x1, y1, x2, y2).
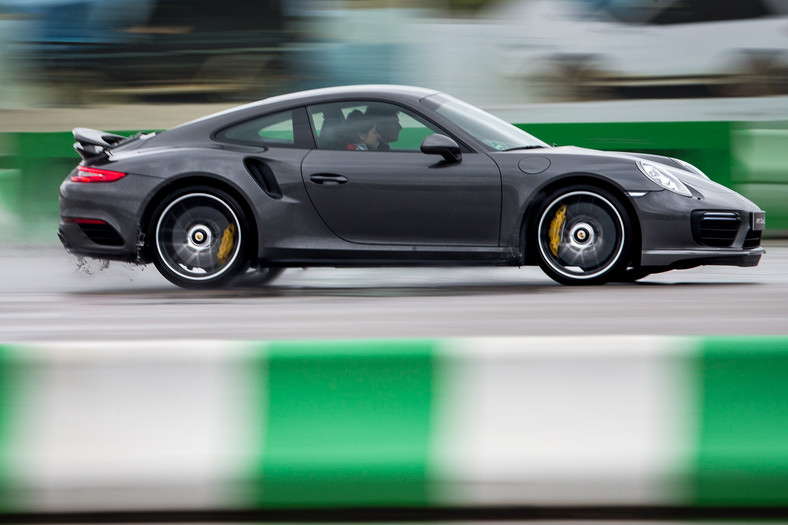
(58, 221, 143, 263)
(58, 171, 160, 263)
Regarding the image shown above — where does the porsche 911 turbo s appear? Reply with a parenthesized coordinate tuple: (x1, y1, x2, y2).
(58, 85, 765, 288)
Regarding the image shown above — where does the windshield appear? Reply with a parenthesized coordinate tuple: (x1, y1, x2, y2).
(422, 93, 548, 152)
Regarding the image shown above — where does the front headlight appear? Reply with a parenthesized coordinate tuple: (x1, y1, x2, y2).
(672, 158, 710, 180)
(636, 160, 692, 197)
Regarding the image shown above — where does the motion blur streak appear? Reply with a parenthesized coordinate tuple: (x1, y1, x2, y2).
(1, 0, 787, 108)
(2, 337, 788, 513)
(0, 2, 786, 522)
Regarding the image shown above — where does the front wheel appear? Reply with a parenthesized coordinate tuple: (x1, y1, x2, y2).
(535, 187, 632, 285)
(150, 188, 249, 289)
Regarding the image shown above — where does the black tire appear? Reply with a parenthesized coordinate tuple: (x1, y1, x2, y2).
(614, 267, 652, 283)
(232, 266, 284, 287)
(251, 266, 284, 285)
(535, 186, 632, 285)
(150, 187, 250, 289)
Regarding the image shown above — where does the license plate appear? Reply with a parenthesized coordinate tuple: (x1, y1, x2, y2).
(752, 211, 766, 231)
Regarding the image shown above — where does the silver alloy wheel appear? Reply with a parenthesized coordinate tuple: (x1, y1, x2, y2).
(537, 190, 627, 282)
(155, 192, 242, 282)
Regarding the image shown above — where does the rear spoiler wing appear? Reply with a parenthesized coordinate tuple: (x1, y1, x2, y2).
(73, 128, 127, 161)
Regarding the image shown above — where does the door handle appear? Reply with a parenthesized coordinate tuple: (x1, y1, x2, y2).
(309, 174, 348, 185)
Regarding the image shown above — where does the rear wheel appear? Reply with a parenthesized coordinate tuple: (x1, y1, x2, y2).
(535, 187, 631, 285)
(150, 187, 249, 289)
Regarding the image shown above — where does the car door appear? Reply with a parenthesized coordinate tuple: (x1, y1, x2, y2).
(301, 101, 502, 246)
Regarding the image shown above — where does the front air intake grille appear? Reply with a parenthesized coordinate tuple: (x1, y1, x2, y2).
(78, 223, 124, 246)
(692, 211, 741, 247)
(743, 228, 763, 249)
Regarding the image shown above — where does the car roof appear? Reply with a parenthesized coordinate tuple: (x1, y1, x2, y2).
(174, 84, 441, 131)
(261, 84, 441, 106)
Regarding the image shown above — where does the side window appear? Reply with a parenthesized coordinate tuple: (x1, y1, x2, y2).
(216, 110, 298, 147)
(307, 101, 444, 152)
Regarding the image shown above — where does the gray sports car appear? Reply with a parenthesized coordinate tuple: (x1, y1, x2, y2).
(59, 85, 765, 288)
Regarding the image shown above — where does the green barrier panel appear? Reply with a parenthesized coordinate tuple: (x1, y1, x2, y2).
(695, 336, 788, 506)
(0, 345, 22, 513)
(733, 183, 788, 231)
(732, 127, 788, 185)
(257, 339, 435, 507)
(0, 134, 23, 241)
(2, 133, 79, 241)
(731, 123, 788, 231)
(17, 133, 79, 240)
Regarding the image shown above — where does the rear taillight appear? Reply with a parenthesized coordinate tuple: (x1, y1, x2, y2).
(71, 166, 126, 183)
(63, 217, 107, 225)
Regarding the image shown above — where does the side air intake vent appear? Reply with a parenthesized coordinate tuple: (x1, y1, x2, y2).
(244, 158, 283, 199)
(743, 228, 763, 249)
(691, 211, 740, 247)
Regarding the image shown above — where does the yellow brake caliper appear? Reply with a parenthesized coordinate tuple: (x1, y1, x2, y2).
(548, 204, 567, 256)
(217, 224, 236, 265)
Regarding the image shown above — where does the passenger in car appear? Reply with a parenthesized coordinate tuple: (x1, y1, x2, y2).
(366, 105, 402, 150)
(345, 110, 380, 150)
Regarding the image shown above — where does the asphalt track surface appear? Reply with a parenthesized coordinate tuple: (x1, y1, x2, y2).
(0, 242, 785, 343)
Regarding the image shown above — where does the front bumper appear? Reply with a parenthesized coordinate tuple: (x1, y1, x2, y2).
(640, 246, 765, 269)
(632, 188, 765, 269)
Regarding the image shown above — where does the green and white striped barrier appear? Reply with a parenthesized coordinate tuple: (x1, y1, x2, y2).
(1, 336, 788, 513)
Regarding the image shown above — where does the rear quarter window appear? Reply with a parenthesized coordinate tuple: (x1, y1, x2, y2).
(215, 110, 303, 147)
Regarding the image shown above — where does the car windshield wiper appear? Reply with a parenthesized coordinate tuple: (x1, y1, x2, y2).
(503, 145, 548, 151)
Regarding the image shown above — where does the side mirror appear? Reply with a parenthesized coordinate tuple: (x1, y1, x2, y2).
(420, 134, 462, 163)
